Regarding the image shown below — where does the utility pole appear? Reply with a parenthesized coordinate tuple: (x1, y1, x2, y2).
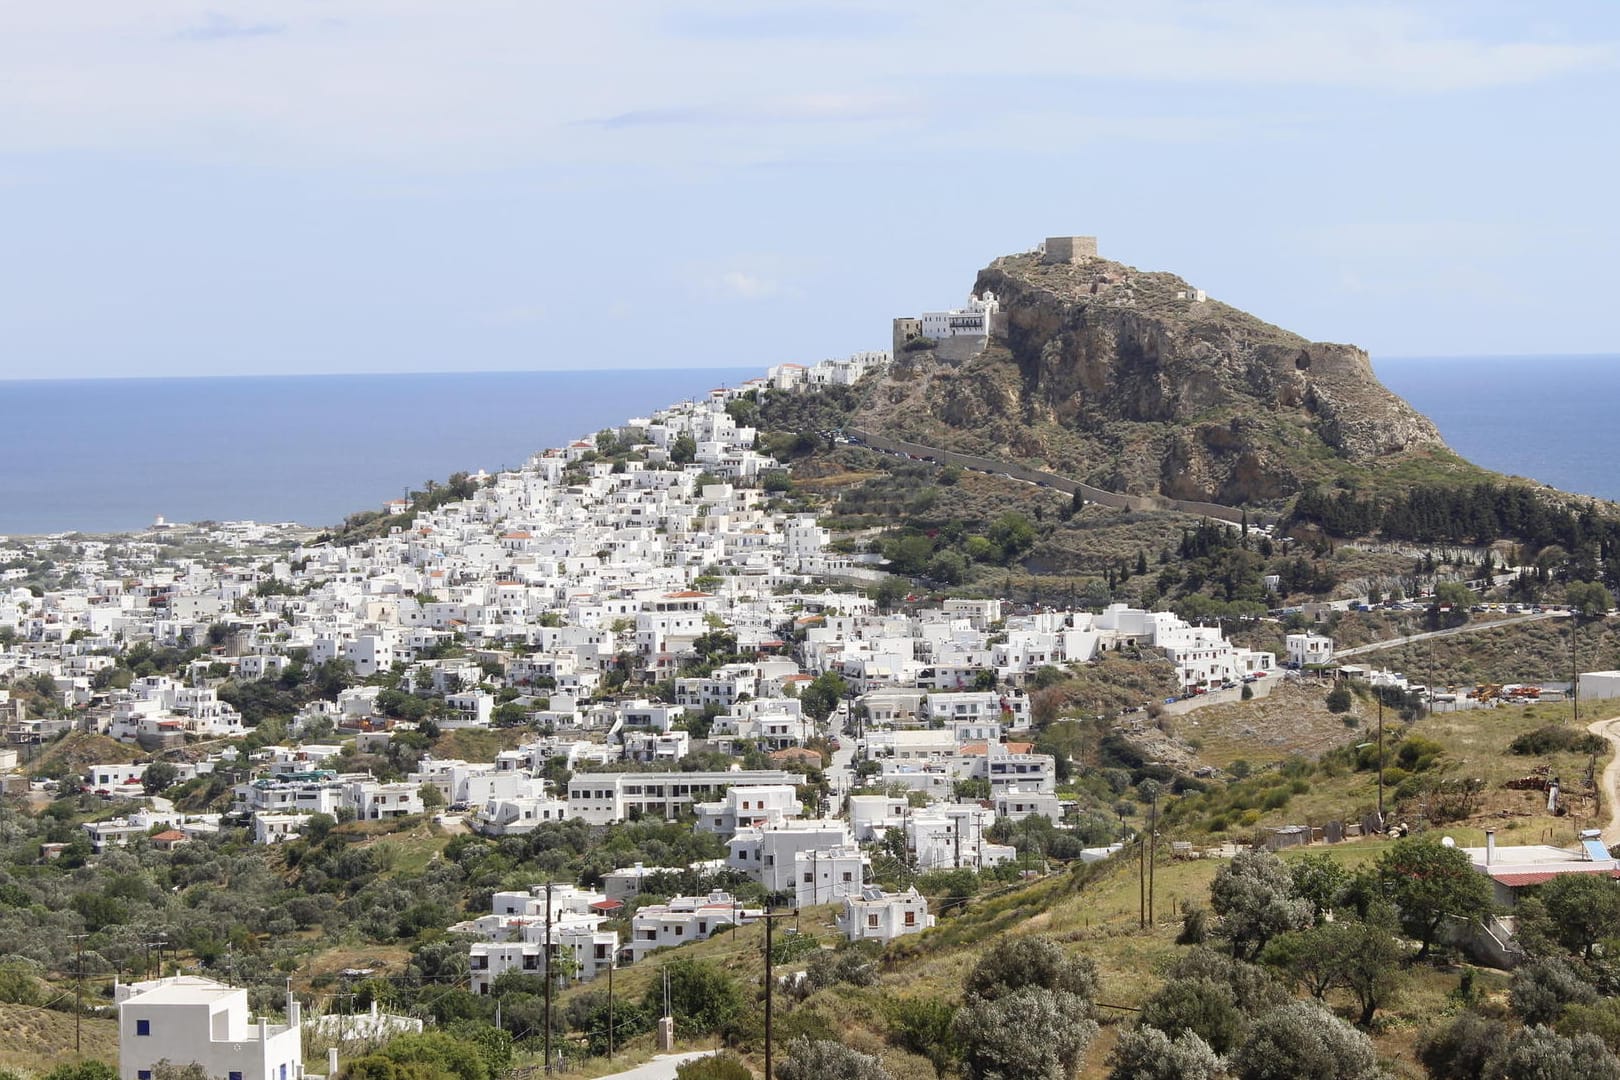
(1573, 615, 1581, 725)
(1376, 692, 1385, 826)
(70, 932, 87, 1054)
(760, 909, 799, 1080)
(607, 953, 615, 1061)
(543, 881, 553, 1073)
(1138, 826, 1146, 929)
(765, 913, 774, 1079)
(1148, 788, 1159, 927)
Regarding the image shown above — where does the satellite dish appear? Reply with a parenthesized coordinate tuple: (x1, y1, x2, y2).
(1441, 836, 1455, 848)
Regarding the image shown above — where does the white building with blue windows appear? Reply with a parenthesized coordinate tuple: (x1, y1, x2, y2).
(117, 975, 302, 1080)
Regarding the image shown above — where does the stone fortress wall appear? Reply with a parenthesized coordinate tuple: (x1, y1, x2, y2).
(1040, 236, 1100, 264)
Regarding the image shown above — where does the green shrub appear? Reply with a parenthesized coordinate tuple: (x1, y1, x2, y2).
(1139, 978, 1245, 1054)
(1511, 725, 1607, 756)
(675, 1053, 753, 1080)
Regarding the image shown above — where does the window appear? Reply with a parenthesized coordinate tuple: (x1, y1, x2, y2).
(230, 1073, 244, 1080)
(904, 911, 917, 926)
(867, 914, 879, 928)
(802, 872, 813, 883)
(136, 1019, 151, 1036)
(139, 1073, 152, 1080)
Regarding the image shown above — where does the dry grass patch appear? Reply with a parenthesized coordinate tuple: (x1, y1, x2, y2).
(0, 1002, 119, 1074)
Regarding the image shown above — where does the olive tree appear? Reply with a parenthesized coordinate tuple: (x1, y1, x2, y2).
(952, 985, 1098, 1080)
(1289, 853, 1350, 924)
(953, 935, 1101, 1079)
(1415, 1012, 1510, 1080)
(1106, 1026, 1221, 1080)
(1377, 835, 1492, 959)
(1209, 850, 1313, 960)
(1511, 957, 1598, 1025)
(1484, 1025, 1620, 1080)
(1266, 911, 1404, 1026)
(1229, 1000, 1384, 1080)
(1542, 874, 1620, 959)
(776, 1037, 892, 1080)
(1137, 978, 1245, 1055)
(963, 935, 1098, 1000)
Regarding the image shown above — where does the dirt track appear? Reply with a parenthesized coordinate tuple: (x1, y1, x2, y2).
(1586, 715, 1620, 845)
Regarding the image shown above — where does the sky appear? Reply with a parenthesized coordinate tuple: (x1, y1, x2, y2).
(0, 1, 1616, 380)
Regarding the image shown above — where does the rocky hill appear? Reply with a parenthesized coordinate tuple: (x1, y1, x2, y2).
(857, 248, 1472, 506)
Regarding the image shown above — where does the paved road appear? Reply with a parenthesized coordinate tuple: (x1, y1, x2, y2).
(591, 1052, 714, 1080)
(1333, 610, 1563, 659)
(1161, 675, 1278, 716)
(1587, 716, 1620, 846)
(825, 706, 857, 797)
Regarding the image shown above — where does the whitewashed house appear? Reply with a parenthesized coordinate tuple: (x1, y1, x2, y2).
(627, 890, 753, 963)
(838, 886, 934, 945)
(117, 976, 302, 1080)
(793, 845, 869, 907)
(1286, 632, 1334, 668)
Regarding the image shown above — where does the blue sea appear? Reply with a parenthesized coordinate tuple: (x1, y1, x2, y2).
(0, 369, 753, 535)
(1375, 354, 1620, 502)
(1, 357, 1615, 536)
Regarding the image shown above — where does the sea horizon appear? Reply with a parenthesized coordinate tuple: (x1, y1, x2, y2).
(3, 351, 1616, 384)
(0, 363, 771, 385)
(0, 367, 754, 535)
(3, 354, 1617, 537)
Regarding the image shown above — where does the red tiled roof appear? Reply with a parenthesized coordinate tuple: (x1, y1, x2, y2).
(958, 741, 1035, 757)
(1490, 868, 1620, 887)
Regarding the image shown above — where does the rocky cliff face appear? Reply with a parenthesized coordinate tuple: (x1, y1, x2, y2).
(857, 252, 1449, 505)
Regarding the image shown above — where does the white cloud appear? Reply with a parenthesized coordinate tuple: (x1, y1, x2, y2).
(717, 271, 778, 299)
(682, 252, 820, 302)
(0, 1, 1608, 168)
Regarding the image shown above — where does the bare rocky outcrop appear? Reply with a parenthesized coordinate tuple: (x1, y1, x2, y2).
(858, 251, 1450, 505)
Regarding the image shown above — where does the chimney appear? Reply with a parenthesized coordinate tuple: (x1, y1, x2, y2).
(1485, 829, 1496, 866)
(287, 990, 301, 1028)
(259, 1015, 268, 1043)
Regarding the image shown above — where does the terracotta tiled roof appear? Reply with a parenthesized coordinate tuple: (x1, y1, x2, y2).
(1491, 868, 1620, 887)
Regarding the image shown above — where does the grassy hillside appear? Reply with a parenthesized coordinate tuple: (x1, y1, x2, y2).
(530, 690, 1599, 1078)
(0, 1002, 119, 1075)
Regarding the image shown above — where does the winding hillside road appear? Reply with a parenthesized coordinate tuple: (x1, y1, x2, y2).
(1587, 715, 1620, 846)
(1333, 610, 1563, 659)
